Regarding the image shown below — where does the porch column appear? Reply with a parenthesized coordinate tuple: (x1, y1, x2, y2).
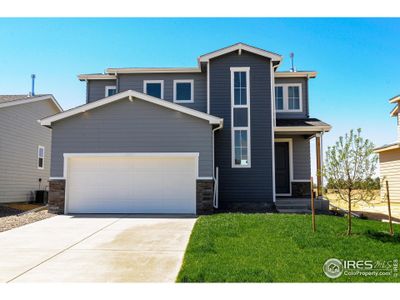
(315, 133, 322, 197)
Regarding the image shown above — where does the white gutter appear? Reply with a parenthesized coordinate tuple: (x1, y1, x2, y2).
(212, 122, 223, 209)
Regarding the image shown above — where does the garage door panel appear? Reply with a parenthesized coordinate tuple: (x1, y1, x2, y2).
(66, 155, 197, 214)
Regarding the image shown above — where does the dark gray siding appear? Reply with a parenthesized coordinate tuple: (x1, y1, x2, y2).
(51, 98, 213, 178)
(118, 73, 207, 112)
(210, 51, 274, 205)
(87, 80, 117, 103)
(275, 77, 309, 119)
(276, 135, 311, 180)
(0, 100, 59, 203)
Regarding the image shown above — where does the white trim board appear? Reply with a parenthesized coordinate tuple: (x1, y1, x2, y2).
(0, 94, 63, 112)
(143, 80, 164, 99)
(40, 90, 223, 126)
(173, 79, 194, 103)
(274, 126, 332, 132)
(106, 67, 202, 74)
(274, 138, 293, 197)
(199, 43, 282, 63)
(78, 74, 117, 81)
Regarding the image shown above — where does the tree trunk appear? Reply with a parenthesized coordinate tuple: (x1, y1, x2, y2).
(347, 191, 352, 236)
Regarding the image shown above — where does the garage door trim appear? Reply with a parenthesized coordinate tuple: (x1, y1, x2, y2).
(63, 152, 200, 214)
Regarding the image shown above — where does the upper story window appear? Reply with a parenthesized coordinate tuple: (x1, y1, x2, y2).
(173, 80, 194, 103)
(144, 80, 164, 99)
(232, 67, 250, 107)
(37, 145, 45, 169)
(275, 84, 302, 112)
(105, 86, 117, 97)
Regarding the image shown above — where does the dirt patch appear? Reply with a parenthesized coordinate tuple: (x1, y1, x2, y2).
(0, 209, 55, 233)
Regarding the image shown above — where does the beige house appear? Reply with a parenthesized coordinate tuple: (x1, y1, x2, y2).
(374, 95, 400, 202)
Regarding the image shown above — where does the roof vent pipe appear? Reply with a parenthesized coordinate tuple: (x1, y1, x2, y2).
(289, 52, 296, 72)
(31, 74, 36, 96)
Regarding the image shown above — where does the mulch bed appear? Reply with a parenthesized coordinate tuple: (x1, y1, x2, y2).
(0, 205, 55, 233)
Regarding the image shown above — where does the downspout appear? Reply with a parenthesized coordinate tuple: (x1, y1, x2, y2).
(212, 121, 223, 208)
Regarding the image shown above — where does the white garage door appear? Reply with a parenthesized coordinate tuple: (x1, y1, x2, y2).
(65, 154, 197, 214)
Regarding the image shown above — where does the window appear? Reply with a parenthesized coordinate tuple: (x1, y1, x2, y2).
(105, 86, 117, 97)
(274, 84, 302, 112)
(173, 80, 194, 103)
(38, 146, 45, 169)
(288, 86, 300, 110)
(275, 86, 284, 110)
(233, 71, 248, 106)
(231, 67, 251, 168)
(233, 129, 249, 167)
(144, 80, 164, 99)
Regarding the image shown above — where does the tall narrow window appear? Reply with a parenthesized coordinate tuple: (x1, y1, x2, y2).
(233, 71, 248, 106)
(275, 86, 284, 110)
(144, 80, 164, 99)
(105, 86, 117, 97)
(38, 146, 45, 169)
(231, 67, 251, 168)
(288, 86, 300, 110)
(234, 129, 249, 166)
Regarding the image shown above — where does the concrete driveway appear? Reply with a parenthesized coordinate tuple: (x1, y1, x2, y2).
(0, 215, 196, 282)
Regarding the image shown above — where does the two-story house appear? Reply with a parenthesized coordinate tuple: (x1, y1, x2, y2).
(0, 94, 62, 203)
(374, 95, 400, 202)
(40, 43, 331, 214)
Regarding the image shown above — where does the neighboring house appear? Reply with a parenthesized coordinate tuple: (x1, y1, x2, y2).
(0, 94, 62, 203)
(40, 43, 331, 214)
(374, 95, 400, 202)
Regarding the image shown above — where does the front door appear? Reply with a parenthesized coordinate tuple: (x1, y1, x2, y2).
(275, 142, 290, 195)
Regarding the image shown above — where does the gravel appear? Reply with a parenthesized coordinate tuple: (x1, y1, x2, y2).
(0, 207, 55, 233)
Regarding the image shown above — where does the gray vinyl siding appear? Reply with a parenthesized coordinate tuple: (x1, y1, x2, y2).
(87, 80, 117, 103)
(0, 100, 59, 203)
(50, 98, 213, 178)
(210, 51, 274, 204)
(275, 77, 309, 119)
(117, 73, 207, 112)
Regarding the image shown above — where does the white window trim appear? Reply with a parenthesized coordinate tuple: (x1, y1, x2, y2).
(231, 67, 251, 168)
(105, 85, 117, 97)
(274, 138, 293, 196)
(274, 83, 302, 113)
(143, 80, 164, 99)
(38, 145, 45, 170)
(173, 79, 194, 103)
(231, 67, 250, 108)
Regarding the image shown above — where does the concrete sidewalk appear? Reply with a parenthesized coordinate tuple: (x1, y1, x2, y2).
(0, 215, 196, 282)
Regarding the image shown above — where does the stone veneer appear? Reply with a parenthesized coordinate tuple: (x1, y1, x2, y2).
(291, 181, 311, 198)
(196, 179, 214, 215)
(48, 179, 66, 214)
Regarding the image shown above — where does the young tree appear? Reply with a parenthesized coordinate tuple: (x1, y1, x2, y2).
(324, 129, 378, 235)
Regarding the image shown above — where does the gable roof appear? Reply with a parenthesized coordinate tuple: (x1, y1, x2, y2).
(389, 95, 400, 103)
(0, 94, 63, 111)
(198, 42, 282, 64)
(40, 90, 223, 127)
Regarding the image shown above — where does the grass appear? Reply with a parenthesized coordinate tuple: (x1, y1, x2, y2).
(177, 213, 400, 282)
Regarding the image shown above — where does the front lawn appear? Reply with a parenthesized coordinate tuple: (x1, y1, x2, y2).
(177, 213, 400, 282)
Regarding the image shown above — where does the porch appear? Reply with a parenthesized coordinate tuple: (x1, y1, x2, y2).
(274, 118, 331, 212)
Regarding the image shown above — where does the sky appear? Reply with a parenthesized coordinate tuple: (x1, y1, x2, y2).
(0, 18, 399, 175)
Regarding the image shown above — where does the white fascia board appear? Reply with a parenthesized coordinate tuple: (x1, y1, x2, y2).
(0, 95, 63, 112)
(106, 67, 201, 74)
(63, 152, 200, 158)
(78, 74, 117, 81)
(274, 125, 332, 132)
(374, 144, 400, 153)
(390, 105, 399, 117)
(199, 43, 282, 63)
(40, 90, 223, 126)
(275, 71, 317, 78)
